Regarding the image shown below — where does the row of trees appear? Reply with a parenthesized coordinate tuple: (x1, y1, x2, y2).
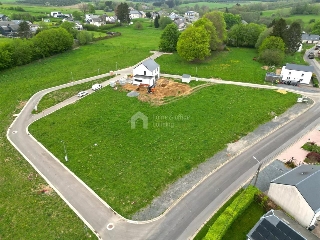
(0, 28, 73, 71)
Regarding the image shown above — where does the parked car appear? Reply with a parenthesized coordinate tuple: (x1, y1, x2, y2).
(77, 91, 88, 97)
(308, 52, 315, 59)
(92, 84, 102, 91)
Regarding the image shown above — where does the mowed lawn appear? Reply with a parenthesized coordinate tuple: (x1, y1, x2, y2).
(156, 48, 266, 83)
(29, 84, 297, 217)
(0, 26, 160, 239)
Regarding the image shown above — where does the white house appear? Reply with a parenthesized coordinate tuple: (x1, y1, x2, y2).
(247, 209, 318, 240)
(129, 10, 143, 19)
(184, 11, 199, 22)
(302, 33, 320, 44)
(281, 63, 314, 84)
(50, 11, 63, 18)
(132, 58, 160, 86)
(268, 165, 320, 228)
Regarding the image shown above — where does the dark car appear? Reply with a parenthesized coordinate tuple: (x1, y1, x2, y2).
(308, 52, 315, 59)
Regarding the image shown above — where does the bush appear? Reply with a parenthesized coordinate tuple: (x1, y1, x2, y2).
(259, 49, 284, 66)
(302, 142, 320, 153)
(204, 186, 259, 240)
(254, 192, 280, 212)
(76, 31, 93, 45)
(285, 160, 296, 168)
(306, 152, 320, 163)
(134, 21, 143, 30)
(311, 73, 319, 88)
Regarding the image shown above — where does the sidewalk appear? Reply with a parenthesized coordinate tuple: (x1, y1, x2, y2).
(276, 125, 320, 165)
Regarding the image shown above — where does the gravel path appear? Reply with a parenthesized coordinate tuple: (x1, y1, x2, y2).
(132, 98, 314, 221)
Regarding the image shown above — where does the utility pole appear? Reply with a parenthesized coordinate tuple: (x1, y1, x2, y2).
(254, 163, 262, 187)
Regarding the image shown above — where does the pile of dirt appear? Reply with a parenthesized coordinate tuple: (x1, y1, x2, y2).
(35, 184, 54, 195)
(122, 78, 192, 105)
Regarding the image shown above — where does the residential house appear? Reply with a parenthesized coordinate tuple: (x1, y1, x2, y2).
(184, 11, 199, 22)
(132, 58, 160, 86)
(174, 18, 186, 31)
(105, 15, 116, 23)
(268, 165, 320, 228)
(86, 14, 104, 26)
(129, 10, 143, 19)
(74, 21, 83, 30)
(169, 12, 180, 21)
(280, 63, 314, 85)
(30, 24, 39, 33)
(50, 11, 63, 18)
(265, 72, 280, 83)
(43, 19, 50, 23)
(247, 209, 318, 240)
(0, 21, 19, 36)
(302, 33, 320, 44)
(0, 14, 9, 21)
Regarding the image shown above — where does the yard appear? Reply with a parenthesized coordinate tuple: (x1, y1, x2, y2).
(29, 84, 297, 218)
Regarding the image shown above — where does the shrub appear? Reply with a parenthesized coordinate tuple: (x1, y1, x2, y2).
(76, 31, 93, 45)
(254, 192, 280, 212)
(302, 142, 320, 153)
(259, 49, 284, 66)
(311, 73, 319, 88)
(285, 160, 296, 168)
(204, 186, 259, 240)
(134, 21, 143, 30)
(306, 152, 320, 163)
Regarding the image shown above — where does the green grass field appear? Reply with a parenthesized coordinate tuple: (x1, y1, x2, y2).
(0, 25, 159, 239)
(157, 48, 266, 83)
(29, 84, 297, 218)
(222, 201, 265, 240)
(179, 1, 257, 9)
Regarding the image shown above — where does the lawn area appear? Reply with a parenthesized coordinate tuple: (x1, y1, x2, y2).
(286, 14, 320, 25)
(222, 201, 265, 240)
(179, 1, 257, 9)
(156, 48, 266, 83)
(0, 25, 160, 239)
(29, 84, 297, 218)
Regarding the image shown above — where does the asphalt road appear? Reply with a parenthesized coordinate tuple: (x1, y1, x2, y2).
(7, 51, 320, 240)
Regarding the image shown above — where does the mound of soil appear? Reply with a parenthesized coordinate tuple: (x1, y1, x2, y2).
(122, 78, 192, 105)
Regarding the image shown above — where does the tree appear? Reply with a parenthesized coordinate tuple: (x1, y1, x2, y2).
(134, 21, 143, 30)
(312, 20, 320, 35)
(228, 24, 246, 47)
(60, 21, 77, 38)
(154, 15, 160, 28)
(271, 18, 287, 40)
(17, 21, 31, 39)
(259, 49, 284, 66)
(285, 22, 302, 54)
(177, 25, 210, 61)
(146, 12, 151, 18)
(159, 23, 180, 52)
(0, 44, 12, 70)
(223, 12, 241, 30)
(8, 39, 34, 66)
(159, 16, 172, 29)
(194, 18, 218, 51)
(255, 27, 272, 49)
(242, 23, 265, 48)
(79, 3, 89, 14)
(32, 28, 73, 58)
(72, 11, 82, 21)
(115, 2, 129, 24)
(88, 4, 95, 14)
(77, 31, 93, 45)
(259, 36, 285, 54)
(204, 11, 227, 48)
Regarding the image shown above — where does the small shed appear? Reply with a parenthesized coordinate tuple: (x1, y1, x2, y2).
(182, 74, 191, 83)
(265, 72, 280, 83)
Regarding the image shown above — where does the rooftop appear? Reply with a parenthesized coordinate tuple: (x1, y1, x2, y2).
(140, 59, 159, 71)
(285, 63, 314, 73)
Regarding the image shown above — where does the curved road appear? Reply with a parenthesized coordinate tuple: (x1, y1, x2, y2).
(7, 52, 320, 239)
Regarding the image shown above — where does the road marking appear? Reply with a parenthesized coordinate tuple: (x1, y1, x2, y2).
(106, 223, 114, 230)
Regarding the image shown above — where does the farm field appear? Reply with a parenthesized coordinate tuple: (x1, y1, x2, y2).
(29, 84, 297, 218)
(285, 14, 319, 24)
(157, 48, 267, 84)
(179, 1, 259, 9)
(0, 26, 160, 239)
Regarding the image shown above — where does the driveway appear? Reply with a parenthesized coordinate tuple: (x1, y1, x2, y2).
(7, 51, 320, 240)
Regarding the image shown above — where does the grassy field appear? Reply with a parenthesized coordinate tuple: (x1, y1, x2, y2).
(0, 25, 159, 239)
(157, 48, 266, 83)
(285, 14, 319, 25)
(179, 1, 257, 9)
(222, 201, 265, 240)
(29, 84, 297, 218)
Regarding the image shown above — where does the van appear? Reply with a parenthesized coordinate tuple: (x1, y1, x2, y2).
(92, 84, 102, 91)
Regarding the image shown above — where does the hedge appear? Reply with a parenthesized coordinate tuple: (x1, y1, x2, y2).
(204, 185, 259, 240)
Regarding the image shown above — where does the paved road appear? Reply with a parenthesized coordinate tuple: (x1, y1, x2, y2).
(7, 51, 320, 240)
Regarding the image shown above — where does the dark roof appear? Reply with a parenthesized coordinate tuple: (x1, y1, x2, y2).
(285, 63, 314, 73)
(182, 74, 191, 78)
(141, 59, 159, 71)
(272, 165, 320, 212)
(247, 210, 318, 240)
(302, 33, 320, 41)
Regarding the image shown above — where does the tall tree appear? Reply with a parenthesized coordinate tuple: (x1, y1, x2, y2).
(79, 3, 89, 14)
(255, 27, 272, 49)
(154, 15, 160, 28)
(312, 20, 320, 35)
(285, 22, 302, 54)
(115, 2, 129, 24)
(177, 25, 210, 62)
(194, 18, 218, 50)
(271, 18, 287, 40)
(159, 23, 180, 52)
(159, 16, 172, 29)
(259, 36, 285, 54)
(203, 11, 227, 48)
(223, 12, 241, 30)
(17, 21, 31, 39)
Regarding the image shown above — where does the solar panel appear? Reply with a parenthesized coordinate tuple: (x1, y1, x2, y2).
(276, 221, 305, 240)
(252, 231, 267, 240)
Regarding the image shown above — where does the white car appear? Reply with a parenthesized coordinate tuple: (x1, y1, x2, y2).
(77, 91, 88, 97)
(92, 84, 102, 91)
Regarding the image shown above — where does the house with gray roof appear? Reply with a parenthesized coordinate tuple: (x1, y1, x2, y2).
(280, 63, 314, 85)
(132, 58, 160, 86)
(0, 21, 19, 36)
(268, 165, 320, 228)
(247, 209, 318, 240)
(302, 33, 320, 44)
(0, 14, 9, 21)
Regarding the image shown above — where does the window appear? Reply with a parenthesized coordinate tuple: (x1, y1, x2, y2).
(287, 77, 290, 79)
(135, 79, 142, 82)
(289, 72, 291, 74)
(301, 73, 304, 76)
(144, 71, 146, 75)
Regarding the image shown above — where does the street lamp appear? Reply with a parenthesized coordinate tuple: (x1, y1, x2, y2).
(252, 156, 262, 187)
(61, 140, 68, 161)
